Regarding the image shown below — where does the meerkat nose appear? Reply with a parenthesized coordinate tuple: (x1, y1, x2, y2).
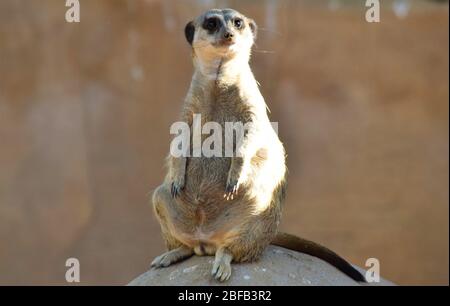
(224, 32, 234, 40)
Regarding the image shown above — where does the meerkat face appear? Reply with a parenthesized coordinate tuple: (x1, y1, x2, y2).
(185, 9, 257, 59)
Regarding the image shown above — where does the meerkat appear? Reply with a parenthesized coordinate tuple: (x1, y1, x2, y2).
(151, 8, 366, 283)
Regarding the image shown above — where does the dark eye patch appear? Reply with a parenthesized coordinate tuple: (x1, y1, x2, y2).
(202, 17, 220, 33)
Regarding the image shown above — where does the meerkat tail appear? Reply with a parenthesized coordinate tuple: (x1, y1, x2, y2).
(272, 232, 367, 283)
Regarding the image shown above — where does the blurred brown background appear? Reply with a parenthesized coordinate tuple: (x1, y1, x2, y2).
(0, 0, 448, 285)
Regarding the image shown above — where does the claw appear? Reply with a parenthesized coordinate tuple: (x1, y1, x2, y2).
(171, 182, 183, 198)
(171, 182, 176, 198)
(211, 253, 232, 282)
(224, 180, 239, 201)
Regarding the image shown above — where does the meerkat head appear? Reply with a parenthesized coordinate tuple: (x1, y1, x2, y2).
(184, 9, 257, 61)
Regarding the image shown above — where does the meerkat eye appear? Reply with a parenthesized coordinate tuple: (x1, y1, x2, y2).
(204, 18, 218, 31)
(233, 18, 243, 29)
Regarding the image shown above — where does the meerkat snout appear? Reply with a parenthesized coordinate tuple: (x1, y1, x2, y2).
(184, 9, 257, 57)
(223, 31, 234, 40)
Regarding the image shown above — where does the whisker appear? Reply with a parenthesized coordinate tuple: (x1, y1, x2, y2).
(258, 27, 283, 36)
(253, 42, 276, 54)
(253, 49, 276, 54)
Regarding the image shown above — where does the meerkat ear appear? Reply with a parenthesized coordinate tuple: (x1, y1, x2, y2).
(248, 19, 258, 40)
(184, 21, 195, 45)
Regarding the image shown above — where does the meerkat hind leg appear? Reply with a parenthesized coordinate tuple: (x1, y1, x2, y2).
(212, 247, 233, 282)
(151, 246, 194, 268)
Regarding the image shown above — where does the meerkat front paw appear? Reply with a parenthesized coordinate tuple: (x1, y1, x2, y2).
(170, 176, 185, 198)
(224, 177, 240, 201)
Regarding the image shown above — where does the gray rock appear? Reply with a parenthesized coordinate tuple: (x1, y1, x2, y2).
(128, 246, 395, 286)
